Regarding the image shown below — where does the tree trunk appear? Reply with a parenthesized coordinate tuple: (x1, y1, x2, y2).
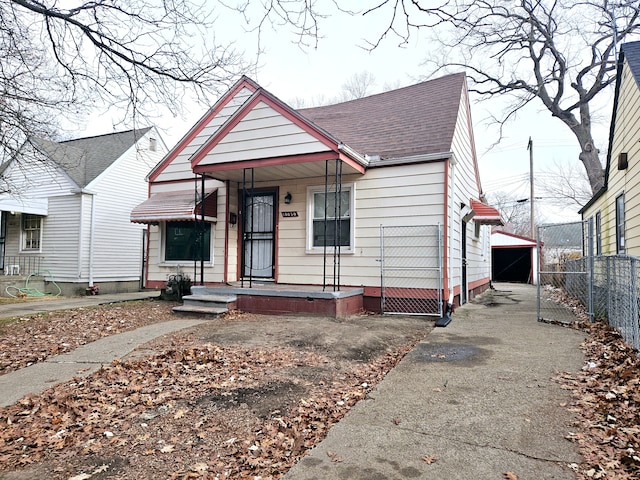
(579, 146, 605, 194)
(565, 115, 605, 195)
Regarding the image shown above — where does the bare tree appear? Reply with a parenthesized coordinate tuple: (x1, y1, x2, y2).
(487, 191, 532, 237)
(0, 0, 249, 182)
(340, 71, 376, 100)
(537, 160, 593, 209)
(247, 1, 640, 195)
(359, 0, 640, 194)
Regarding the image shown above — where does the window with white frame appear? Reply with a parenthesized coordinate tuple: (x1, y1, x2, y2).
(164, 221, 212, 262)
(307, 184, 355, 252)
(616, 194, 625, 254)
(22, 214, 42, 251)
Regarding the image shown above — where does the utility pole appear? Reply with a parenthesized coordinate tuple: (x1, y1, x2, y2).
(527, 137, 534, 239)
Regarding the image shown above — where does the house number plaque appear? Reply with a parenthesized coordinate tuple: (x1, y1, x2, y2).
(281, 211, 299, 217)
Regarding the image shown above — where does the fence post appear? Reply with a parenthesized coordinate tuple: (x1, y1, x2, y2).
(587, 218, 594, 323)
(631, 257, 639, 350)
(536, 225, 541, 321)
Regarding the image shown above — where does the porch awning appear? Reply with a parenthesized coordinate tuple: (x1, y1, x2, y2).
(0, 196, 48, 216)
(130, 189, 217, 224)
(470, 199, 503, 226)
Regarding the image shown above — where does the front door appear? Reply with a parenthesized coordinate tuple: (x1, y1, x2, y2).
(242, 191, 276, 278)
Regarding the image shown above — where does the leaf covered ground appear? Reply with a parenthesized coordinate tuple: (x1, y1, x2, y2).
(561, 321, 640, 480)
(0, 299, 638, 479)
(0, 301, 430, 479)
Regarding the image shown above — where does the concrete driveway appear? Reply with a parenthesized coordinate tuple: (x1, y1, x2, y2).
(284, 283, 585, 480)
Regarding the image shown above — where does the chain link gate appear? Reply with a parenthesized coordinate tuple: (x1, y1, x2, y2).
(380, 225, 443, 316)
(537, 220, 593, 324)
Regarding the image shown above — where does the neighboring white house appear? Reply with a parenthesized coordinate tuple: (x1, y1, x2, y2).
(0, 128, 167, 295)
(133, 74, 502, 315)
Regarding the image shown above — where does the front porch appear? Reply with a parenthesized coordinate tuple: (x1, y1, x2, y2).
(190, 283, 364, 317)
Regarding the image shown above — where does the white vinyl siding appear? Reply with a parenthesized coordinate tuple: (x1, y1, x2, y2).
(198, 101, 330, 166)
(273, 163, 446, 286)
(449, 86, 492, 292)
(39, 195, 83, 280)
(154, 88, 255, 183)
(85, 137, 165, 281)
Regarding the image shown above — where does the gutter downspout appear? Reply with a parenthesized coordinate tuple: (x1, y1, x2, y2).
(75, 190, 96, 286)
(88, 192, 96, 287)
(437, 156, 456, 327)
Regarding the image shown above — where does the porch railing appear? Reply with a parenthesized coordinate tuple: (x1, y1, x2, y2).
(1, 256, 44, 276)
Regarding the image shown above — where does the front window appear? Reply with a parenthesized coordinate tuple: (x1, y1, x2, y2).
(164, 221, 211, 262)
(22, 214, 42, 251)
(307, 184, 354, 252)
(616, 194, 625, 254)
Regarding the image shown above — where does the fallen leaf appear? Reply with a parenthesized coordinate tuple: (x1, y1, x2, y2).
(422, 455, 437, 465)
(190, 462, 208, 473)
(503, 473, 518, 480)
(327, 450, 343, 462)
(160, 445, 175, 453)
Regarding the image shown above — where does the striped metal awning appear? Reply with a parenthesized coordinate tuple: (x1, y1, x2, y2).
(130, 189, 217, 224)
(470, 199, 503, 225)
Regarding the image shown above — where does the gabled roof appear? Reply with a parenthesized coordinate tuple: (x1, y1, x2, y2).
(147, 77, 261, 182)
(580, 41, 640, 214)
(34, 127, 152, 188)
(621, 41, 640, 87)
(299, 73, 465, 160)
(491, 230, 537, 247)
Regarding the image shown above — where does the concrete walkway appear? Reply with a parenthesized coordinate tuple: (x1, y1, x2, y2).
(0, 291, 205, 407)
(0, 290, 162, 320)
(283, 283, 586, 480)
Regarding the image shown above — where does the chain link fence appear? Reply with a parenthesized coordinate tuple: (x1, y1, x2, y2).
(380, 225, 443, 316)
(537, 220, 640, 351)
(537, 221, 590, 325)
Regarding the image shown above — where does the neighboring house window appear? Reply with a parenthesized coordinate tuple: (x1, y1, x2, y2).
(149, 137, 157, 152)
(164, 221, 211, 262)
(307, 184, 355, 252)
(616, 194, 625, 254)
(22, 214, 42, 250)
(595, 211, 602, 255)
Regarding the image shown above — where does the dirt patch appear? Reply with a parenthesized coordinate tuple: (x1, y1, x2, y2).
(195, 381, 306, 419)
(0, 308, 433, 479)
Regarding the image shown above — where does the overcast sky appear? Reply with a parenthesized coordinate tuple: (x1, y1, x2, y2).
(84, 5, 611, 221)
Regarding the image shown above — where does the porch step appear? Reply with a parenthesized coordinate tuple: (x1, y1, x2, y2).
(172, 294, 237, 318)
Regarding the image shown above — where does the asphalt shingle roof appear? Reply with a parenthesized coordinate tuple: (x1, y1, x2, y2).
(298, 73, 466, 160)
(34, 127, 152, 187)
(621, 41, 640, 87)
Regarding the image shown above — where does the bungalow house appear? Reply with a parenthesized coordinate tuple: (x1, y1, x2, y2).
(0, 128, 167, 296)
(132, 74, 502, 316)
(581, 40, 640, 255)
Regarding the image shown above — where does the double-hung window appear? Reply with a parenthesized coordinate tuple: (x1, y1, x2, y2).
(616, 194, 625, 254)
(307, 184, 355, 253)
(164, 221, 211, 262)
(22, 214, 42, 251)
